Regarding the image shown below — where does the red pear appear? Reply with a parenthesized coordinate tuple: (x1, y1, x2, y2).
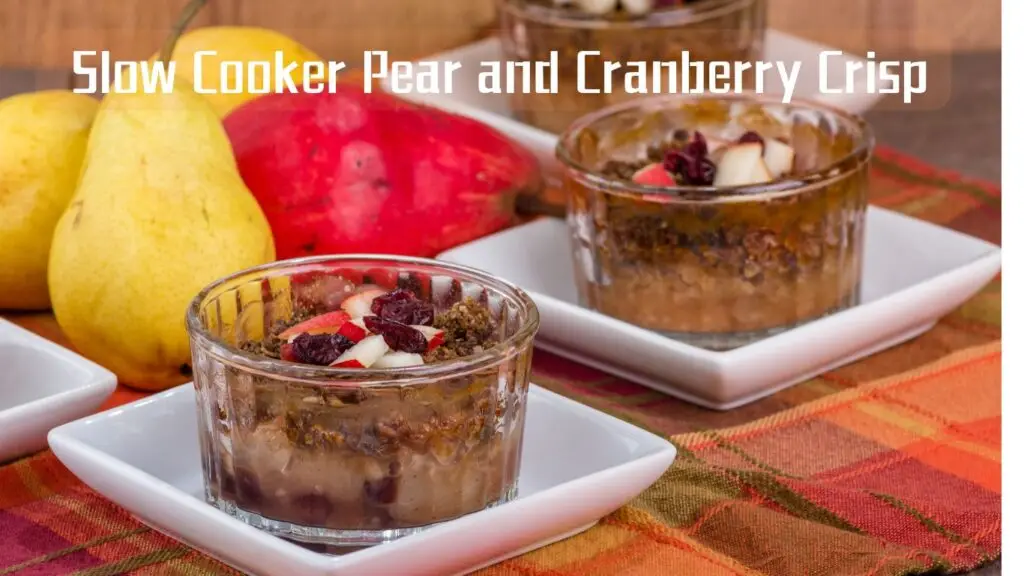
(223, 86, 542, 259)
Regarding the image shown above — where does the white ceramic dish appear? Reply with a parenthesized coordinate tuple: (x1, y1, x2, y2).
(382, 31, 888, 179)
(438, 211, 1002, 410)
(48, 384, 676, 576)
(0, 319, 116, 463)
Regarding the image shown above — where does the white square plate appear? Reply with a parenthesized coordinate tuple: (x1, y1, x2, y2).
(0, 319, 116, 463)
(438, 212, 1002, 410)
(383, 31, 888, 179)
(48, 384, 675, 576)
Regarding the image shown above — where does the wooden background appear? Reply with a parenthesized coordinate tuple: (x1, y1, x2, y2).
(0, 0, 1001, 71)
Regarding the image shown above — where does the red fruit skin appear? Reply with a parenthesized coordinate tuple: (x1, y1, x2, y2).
(632, 163, 676, 187)
(338, 321, 367, 343)
(277, 310, 352, 340)
(280, 343, 297, 362)
(223, 86, 542, 259)
(426, 333, 444, 352)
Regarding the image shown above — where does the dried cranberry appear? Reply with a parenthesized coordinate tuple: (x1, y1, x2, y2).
(371, 289, 434, 324)
(363, 316, 428, 354)
(380, 299, 434, 326)
(662, 150, 684, 175)
(290, 333, 355, 366)
(738, 131, 765, 147)
(370, 289, 415, 315)
(663, 131, 716, 186)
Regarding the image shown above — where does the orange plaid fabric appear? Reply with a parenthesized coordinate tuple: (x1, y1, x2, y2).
(0, 146, 1001, 575)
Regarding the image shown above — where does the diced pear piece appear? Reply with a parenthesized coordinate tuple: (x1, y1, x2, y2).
(621, 0, 654, 15)
(331, 334, 389, 368)
(763, 138, 796, 177)
(575, 0, 617, 14)
(713, 143, 773, 186)
(749, 157, 773, 183)
(372, 352, 425, 369)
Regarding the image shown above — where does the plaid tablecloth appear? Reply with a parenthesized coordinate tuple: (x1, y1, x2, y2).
(0, 146, 1001, 576)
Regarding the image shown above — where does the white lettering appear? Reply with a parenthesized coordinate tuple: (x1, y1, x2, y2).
(776, 61, 801, 102)
(365, 51, 457, 94)
(193, 51, 217, 94)
(303, 61, 325, 93)
(478, 61, 502, 94)
(274, 51, 299, 94)
(248, 61, 271, 94)
(708, 61, 730, 94)
(221, 61, 244, 94)
(139, 61, 175, 93)
(113, 61, 137, 93)
(72, 51, 97, 94)
(577, 51, 601, 94)
(326, 61, 345, 93)
(904, 61, 926, 103)
(819, 51, 844, 95)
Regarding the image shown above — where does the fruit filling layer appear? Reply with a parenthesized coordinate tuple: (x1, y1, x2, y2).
(241, 288, 499, 369)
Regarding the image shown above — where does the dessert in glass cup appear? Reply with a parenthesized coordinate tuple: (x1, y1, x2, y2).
(496, 0, 766, 133)
(557, 95, 874, 350)
(185, 255, 539, 546)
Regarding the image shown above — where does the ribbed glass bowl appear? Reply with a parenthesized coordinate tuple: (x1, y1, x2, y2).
(185, 255, 539, 546)
(557, 95, 874, 350)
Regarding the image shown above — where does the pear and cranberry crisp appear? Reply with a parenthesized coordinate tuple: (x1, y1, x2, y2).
(215, 285, 520, 534)
(569, 126, 865, 349)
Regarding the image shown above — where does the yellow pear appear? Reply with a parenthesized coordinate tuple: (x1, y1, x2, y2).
(0, 91, 99, 310)
(151, 26, 323, 118)
(48, 62, 275, 390)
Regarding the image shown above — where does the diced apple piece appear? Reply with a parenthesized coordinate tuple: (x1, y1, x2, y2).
(713, 143, 769, 187)
(340, 288, 386, 318)
(372, 352, 425, 368)
(330, 334, 389, 368)
(277, 310, 351, 341)
(763, 138, 796, 177)
(412, 325, 445, 352)
(338, 320, 368, 343)
(631, 163, 675, 187)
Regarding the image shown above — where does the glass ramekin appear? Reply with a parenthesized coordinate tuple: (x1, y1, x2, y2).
(185, 255, 540, 546)
(496, 0, 766, 134)
(557, 94, 874, 350)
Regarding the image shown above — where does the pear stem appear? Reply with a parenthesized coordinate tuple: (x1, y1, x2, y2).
(159, 0, 210, 64)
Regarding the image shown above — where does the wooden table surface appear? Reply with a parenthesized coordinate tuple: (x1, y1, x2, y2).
(0, 50, 1002, 575)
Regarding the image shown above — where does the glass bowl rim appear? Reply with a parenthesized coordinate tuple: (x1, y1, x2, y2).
(554, 93, 875, 203)
(496, 0, 758, 29)
(185, 254, 541, 387)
